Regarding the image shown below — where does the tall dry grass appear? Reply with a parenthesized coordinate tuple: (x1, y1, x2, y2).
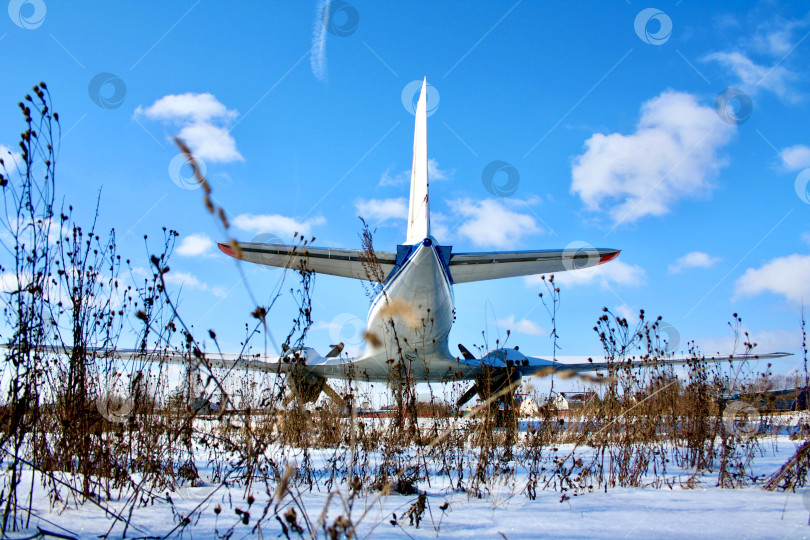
(0, 84, 805, 538)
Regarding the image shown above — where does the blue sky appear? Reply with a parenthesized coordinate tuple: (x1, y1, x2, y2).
(2, 1, 809, 380)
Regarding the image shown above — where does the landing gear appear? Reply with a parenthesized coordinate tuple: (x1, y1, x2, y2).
(456, 365, 521, 427)
(494, 393, 519, 428)
(283, 360, 346, 408)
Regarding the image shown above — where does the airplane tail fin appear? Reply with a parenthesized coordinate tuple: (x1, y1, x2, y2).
(405, 78, 430, 244)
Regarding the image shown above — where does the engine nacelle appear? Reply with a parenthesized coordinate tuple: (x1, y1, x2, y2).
(280, 347, 346, 407)
(287, 367, 327, 404)
(281, 346, 322, 364)
(482, 347, 531, 368)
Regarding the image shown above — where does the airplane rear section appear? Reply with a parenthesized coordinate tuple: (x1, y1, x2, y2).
(405, 78, 430, 245)
(213, 76, 624, 412)
(30, 77, 787, 422)
(362, 238, 455, 380)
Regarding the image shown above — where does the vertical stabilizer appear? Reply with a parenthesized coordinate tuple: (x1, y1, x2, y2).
(406, 78, 430, 244)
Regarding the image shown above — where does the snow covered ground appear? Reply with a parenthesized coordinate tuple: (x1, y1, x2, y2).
(3, 436, 810, 539)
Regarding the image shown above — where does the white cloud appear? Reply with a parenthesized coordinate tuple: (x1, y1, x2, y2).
(163, 270, 225, 297)
(429, 211, 452, 244)
(135, 93, 243, 163)
(163, 271, 205, 290)
(497, 315, 545, 337)
(0, 272, 23, 293)
(379, 167, 409, 187)
(751, 17, 808, 58)
(176, 233, 214, 257)
(448, 198, 541, 249)
(696, 329, 801, 356)
(232, 213, 326, 239)
(311, 315, 366, 356)
(176, 123, 242, 163)
(310, 0, 328, 81)
(0, 217, 70, 248)
(755, 29, 794, 57)
(379, 159, 453, 187)
(780, 144, 810, 171)
(668, 251, 721, 274)
(428, 159, 452, 181)
(702, 14, 807, 105)
(1, 268, 134, 312)
(135, 93, 236, 123)
(615, 304, 639, 324)
(310, 320, 332, 332)
(571, 91, 734, 225)
(735, 254, 810, 304)
(703, 51, 798, 103)
(527, 259, 646, 290)
(0, 145, 22, 173)
(210, 286, 228, 298)
(354, 198, 408, 224)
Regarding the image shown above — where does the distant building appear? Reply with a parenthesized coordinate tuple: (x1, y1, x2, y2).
(519, 397, 540, 416)
(552, 391, 596, 411)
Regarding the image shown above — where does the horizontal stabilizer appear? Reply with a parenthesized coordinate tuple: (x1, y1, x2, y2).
(448, 248, 620, 284)
(219, 242, 397, 282)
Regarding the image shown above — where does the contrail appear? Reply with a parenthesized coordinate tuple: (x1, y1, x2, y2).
(310, 0, 329, 81)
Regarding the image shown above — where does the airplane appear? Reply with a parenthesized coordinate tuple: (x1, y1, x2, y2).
(204, 78, 790, 410)
(92, 79, 790, 412)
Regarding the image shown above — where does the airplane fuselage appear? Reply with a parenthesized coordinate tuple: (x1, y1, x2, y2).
(311, 237, 470, 383)
(361, 237, 458, 381)
(207, 78, 789, 406)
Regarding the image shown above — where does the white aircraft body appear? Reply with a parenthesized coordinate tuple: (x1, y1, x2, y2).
(0, 79, 791, 409)
(205, 79, 789, 407)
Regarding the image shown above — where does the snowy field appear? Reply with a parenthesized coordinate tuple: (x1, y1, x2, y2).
(3, 435, 810, 539)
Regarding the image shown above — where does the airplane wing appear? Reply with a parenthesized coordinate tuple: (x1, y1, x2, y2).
(453, 347, 794, 407)
(512, 352, 794, 377)
(106, 348, 287, 373)
(2, 345, 290, 374)
(448, 248, 620, 284)
(218, 242, 397, 282)
(2, 343, 361, 408)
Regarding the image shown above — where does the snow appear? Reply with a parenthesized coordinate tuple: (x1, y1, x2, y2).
(3, 436, 810, 539)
